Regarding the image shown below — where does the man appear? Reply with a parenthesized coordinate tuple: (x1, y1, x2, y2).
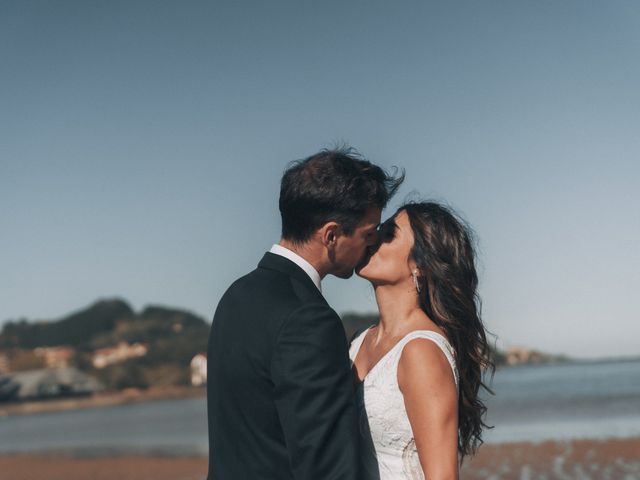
(207, 147, 403, 479)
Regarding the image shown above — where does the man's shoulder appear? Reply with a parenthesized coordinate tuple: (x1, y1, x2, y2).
(221, 264, 329, 316)
(227, 264, 305, 295)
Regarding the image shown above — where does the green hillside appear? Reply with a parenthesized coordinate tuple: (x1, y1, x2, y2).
(0, 299, 134, 349)
(0, 299, 211, 389)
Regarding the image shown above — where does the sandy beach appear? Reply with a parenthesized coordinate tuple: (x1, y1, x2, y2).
(0, 454, 207, 480)
(461, 436, 640, 479)
(1, 437, 639, 480)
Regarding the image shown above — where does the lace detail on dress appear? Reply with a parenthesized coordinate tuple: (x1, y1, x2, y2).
(349, 329, 459, 480)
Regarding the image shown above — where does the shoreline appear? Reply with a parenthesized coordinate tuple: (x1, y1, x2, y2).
(1, 437, 639, 480)
(0, 385, 205, 417)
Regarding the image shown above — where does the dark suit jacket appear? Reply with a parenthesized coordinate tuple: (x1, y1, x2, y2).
(207, 252, 361, 480)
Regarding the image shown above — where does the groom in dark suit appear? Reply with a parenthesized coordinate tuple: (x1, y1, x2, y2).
(207, 147, 403, 480)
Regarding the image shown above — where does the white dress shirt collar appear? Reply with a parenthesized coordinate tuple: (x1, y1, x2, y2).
(269, 244, 322, 292)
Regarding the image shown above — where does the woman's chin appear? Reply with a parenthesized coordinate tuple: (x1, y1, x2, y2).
(355, 263, 376, 281)
(355, 264, 370, 279)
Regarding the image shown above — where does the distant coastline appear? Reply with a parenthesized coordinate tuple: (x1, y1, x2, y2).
(496, 354, 640, 369)
(0, 385, 205, 417)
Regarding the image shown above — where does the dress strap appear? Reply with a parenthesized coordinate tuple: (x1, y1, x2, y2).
(392, 330, 459, 389)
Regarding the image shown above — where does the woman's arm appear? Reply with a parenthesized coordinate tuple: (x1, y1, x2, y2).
(398, 339, 459, 480)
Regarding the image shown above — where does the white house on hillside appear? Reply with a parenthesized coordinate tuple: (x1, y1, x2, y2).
(92, 342, 148, 369)
(191, 353, 207, 386)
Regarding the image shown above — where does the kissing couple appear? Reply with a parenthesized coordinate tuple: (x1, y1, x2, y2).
(207, 147, 493, 479)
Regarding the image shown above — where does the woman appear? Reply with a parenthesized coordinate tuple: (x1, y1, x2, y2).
(350, 201, 493, 479)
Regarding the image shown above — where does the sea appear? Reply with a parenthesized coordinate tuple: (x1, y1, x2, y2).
(1, 358, 639, 456)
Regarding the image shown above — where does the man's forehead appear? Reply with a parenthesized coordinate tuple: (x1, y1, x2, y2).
(364, 208, 382, 225)
(363, 208, 382, 226)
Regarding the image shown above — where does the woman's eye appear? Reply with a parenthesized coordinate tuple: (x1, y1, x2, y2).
(379, 221, 397, 241)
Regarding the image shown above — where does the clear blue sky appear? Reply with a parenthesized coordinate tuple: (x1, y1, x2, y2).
(1, 1, 639, 358)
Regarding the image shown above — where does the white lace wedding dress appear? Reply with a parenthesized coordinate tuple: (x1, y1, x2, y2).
(349, 328, 459, 480)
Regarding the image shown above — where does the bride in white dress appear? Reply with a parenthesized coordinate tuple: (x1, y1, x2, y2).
(350, 202, 493, 479)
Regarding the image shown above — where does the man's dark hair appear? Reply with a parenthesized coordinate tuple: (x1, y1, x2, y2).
(279, 146, 405, 243)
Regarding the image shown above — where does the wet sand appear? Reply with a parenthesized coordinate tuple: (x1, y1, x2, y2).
(461, 436, 640, 479)
(0, 455, 207, 480)
(1, 436, 639, 480)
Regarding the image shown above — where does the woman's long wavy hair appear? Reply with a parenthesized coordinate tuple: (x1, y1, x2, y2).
(400, 201, 494, 461)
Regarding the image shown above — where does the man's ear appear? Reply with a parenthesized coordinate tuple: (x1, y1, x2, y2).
(320, 221, 341, 247)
